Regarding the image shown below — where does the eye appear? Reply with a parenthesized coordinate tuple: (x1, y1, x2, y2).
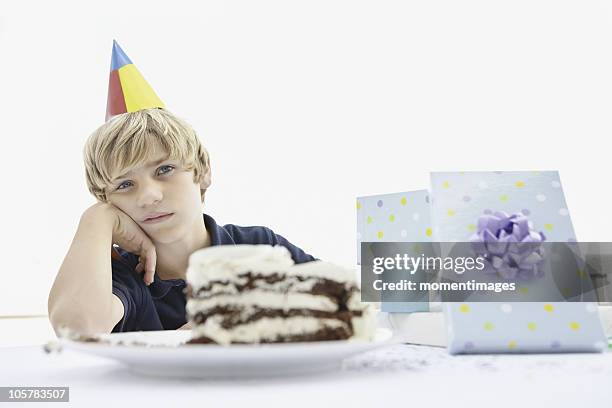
(157, 165, 175, 175)
(116, 180, 133, 191)
(114, 165, 174, 192)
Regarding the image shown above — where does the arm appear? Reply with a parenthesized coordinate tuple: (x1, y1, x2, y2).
(48, 203, 157, 335)
(48, 205, 123, 335)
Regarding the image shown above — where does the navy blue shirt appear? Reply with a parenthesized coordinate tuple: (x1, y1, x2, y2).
(110, 213, 316, 332)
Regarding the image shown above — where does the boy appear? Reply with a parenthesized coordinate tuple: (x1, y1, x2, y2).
(47, 43, 315, 336)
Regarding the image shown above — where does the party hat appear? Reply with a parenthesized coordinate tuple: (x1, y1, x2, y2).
(105, 40, 165, 121)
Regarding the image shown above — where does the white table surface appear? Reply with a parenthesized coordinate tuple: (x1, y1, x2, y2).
(1, 342, 612, 408)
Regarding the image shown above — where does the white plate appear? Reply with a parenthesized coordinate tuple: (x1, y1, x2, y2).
(60, 329, 397, 379)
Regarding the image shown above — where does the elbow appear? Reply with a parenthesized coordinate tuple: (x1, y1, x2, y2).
(48, 305, 115, 337)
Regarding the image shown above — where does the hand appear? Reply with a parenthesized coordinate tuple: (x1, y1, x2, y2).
(87, 203, 157, 285)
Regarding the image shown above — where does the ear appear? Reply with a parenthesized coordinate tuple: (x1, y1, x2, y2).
(198, 167, 212, 201)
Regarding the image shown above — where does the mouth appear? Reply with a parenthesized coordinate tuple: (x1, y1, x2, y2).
(142, 213, 174, 224)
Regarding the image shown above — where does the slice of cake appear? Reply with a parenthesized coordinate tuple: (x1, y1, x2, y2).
(185, 245, 374, 345)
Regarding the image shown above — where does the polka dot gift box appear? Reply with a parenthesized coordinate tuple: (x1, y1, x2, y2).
(430, 171, 606, 354)
(356, 190, 433, 312)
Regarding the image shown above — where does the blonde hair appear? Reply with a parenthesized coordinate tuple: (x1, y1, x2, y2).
(83, 108, 211, 202)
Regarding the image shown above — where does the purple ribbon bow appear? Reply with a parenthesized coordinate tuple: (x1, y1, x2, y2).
(469, 211, 546, 280)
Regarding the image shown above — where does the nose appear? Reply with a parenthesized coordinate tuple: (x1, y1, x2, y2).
(137, 179, 163, 207)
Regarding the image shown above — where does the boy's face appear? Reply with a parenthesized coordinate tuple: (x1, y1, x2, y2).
(104, 141, 207, 244)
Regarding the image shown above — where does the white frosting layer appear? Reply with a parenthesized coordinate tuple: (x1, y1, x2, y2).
(285, 261, 357, 284)
(347, 291, 368, 312)
(191, 316, 347, 345)
(187, 245, 294, 289)
(187, 245, 358, 290)
(350, 304, 376, 341)
(186, 291, 338, 315)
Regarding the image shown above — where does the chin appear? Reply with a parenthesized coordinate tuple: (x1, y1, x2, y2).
(147, 224, 185, 244)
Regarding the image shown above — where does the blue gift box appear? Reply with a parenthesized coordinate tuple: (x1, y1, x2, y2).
(356, 190, 433, 312)
(429, 171, 607, 354)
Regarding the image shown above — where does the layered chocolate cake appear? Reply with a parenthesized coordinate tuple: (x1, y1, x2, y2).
(185, 245, 374, 345)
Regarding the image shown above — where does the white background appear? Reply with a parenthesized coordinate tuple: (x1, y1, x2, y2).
(2, 0, 612, 316)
